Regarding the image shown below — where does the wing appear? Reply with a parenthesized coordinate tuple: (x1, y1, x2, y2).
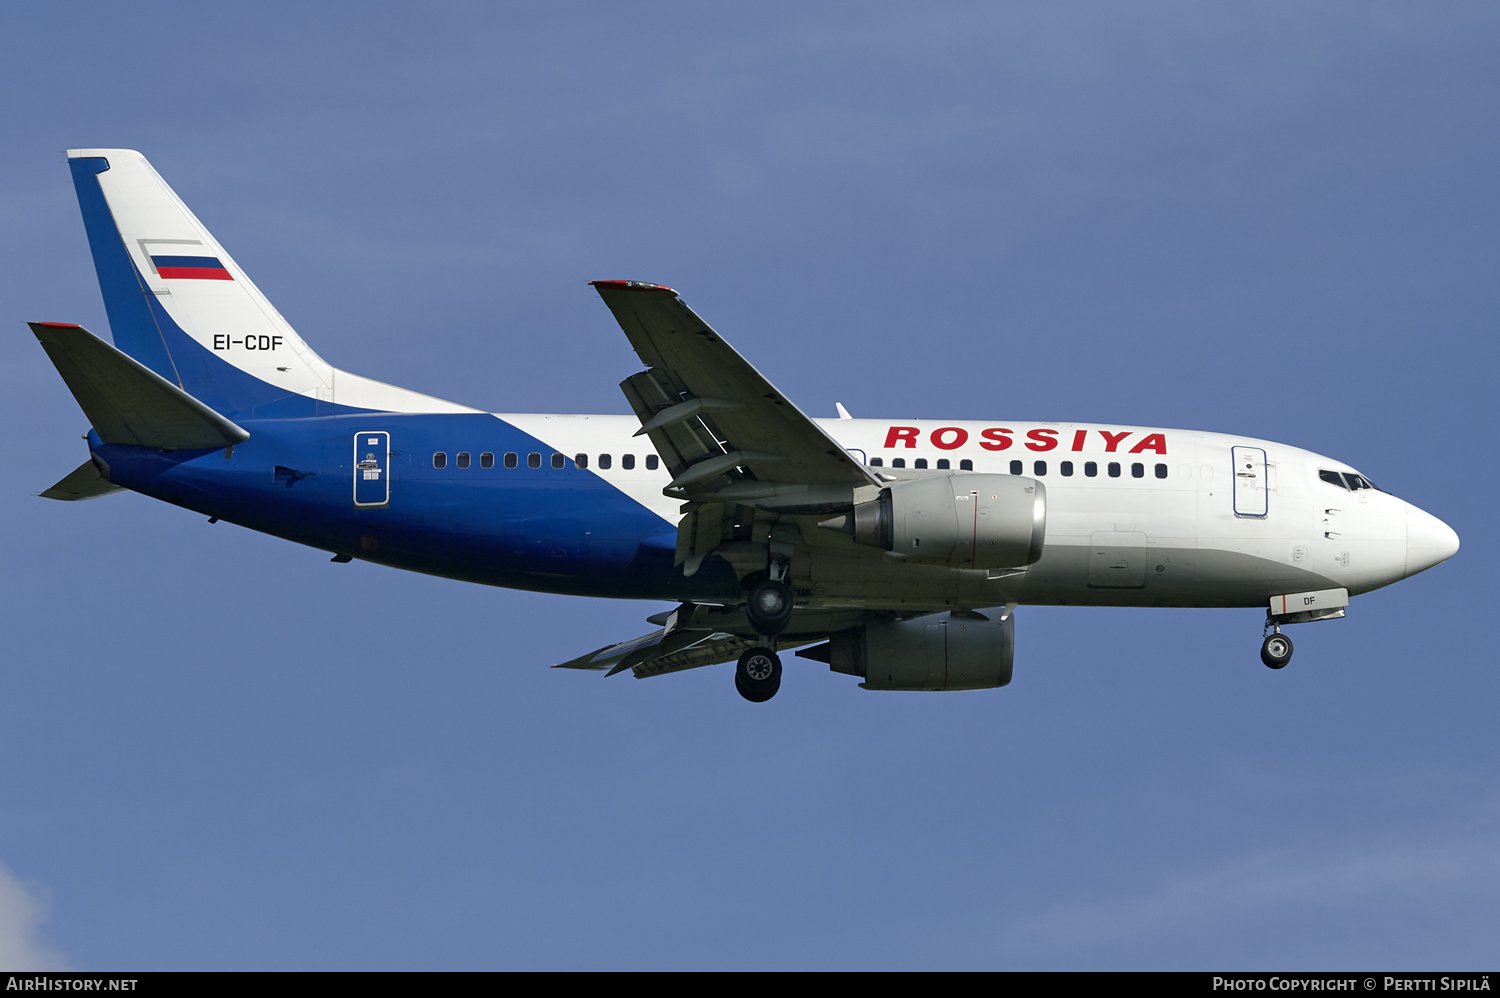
(591, 282, 880, 503)
(553, 628, 757, 679)
(550, 602, 859, 680)
(552, 602, 759, 679)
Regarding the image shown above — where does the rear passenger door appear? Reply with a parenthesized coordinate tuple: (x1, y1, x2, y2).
(354, 431, 391, 508)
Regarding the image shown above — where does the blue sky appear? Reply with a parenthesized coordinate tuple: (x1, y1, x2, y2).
(1, 2, 1495, 970)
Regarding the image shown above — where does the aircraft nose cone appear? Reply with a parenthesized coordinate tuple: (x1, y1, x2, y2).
(1406, 504, 1460, 578)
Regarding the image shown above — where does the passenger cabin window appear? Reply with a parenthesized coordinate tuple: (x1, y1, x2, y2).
(599, 454, 612, 469)
(959, 459, 973, 471)
(622, 454, 635, 470)
(646, 454, 659, 470)
(1154, 463, 1167, 479)
(456, 452, 471, 469)
(433, 452, 447, 469)
(936, 459, 950, 470)
(1061, 461, 1074, 477)
(914, 458, 928, 469)
(891, 458, 905, 468)
(1010, 460, 1023, 475)
(1108, 462, 1121, 478)
(1131, 462, 1144, 478)
(527, 452, 541, 469)
(1085, 461, 1097, 478)
(1034, 461, 1047, 476)
(480, 452, 494, 469)
(551, 453, 565, 469)
(504, 452, 518, 469)
(575, 453, 588, 469)
(869, 457, 883, 467)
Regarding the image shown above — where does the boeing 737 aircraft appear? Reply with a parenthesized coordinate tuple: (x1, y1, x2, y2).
(31, 149, 1460, 701)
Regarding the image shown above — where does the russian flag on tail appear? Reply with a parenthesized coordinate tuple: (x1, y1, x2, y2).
(151, 255, 233, 281)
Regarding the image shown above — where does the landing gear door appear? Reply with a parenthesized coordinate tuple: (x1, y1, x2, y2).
(354, 431, 390, 508)
(1232, 445, 1267, 518)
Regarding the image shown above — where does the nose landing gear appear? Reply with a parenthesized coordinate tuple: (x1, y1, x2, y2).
(1260, 628, 1294, 669)
(1260, 609, 1294, 669)
(1259, 588, 1348, 670)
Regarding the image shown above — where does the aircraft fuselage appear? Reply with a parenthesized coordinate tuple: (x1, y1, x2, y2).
(90, 413, 1451, 613)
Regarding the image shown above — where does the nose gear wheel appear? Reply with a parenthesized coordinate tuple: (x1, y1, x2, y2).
(1260, 631, 1293, 669)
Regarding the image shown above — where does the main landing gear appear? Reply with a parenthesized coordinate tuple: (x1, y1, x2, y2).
(736, 646, 782, 702)
(746, 578, 794, 637)
(1260, 626, 1294, 669)
(738, 558, 793, 702)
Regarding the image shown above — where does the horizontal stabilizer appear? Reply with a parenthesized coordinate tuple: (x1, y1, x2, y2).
(29, 322, 250, 450)
(41, 459, 126, 501)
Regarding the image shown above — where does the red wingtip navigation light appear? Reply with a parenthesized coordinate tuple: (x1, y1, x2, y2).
(588, 280, 677, 294)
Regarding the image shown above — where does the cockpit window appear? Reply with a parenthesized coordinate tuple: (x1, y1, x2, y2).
(1321, 468, 1380, 492)
(1319, 469, 1349, 490)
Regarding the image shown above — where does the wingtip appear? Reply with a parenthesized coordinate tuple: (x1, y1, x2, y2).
(27, 322, 87, 342)
(589, 280, 677, 294)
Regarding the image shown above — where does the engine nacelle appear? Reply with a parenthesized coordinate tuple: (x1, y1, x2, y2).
(817, 610, 1015, 691)
(845, 474, 1046, 569)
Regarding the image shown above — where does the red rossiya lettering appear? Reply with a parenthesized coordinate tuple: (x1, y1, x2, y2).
(1025, 428, 1058, 452)
(1128, 433, 1167, 455)
(884, 426, 919, 449)
(880, 424, 1168, 455)
(931, 427, 968, 450)
(979, 428, 1013, 451)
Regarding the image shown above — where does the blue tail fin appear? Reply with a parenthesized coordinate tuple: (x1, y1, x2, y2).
(67, 149, 474, 419)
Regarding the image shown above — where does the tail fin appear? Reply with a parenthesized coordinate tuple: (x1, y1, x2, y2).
(67, 149, 474, 418)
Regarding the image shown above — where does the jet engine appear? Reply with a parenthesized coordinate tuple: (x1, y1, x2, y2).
(824, 474, 1046, 569)
(803, 610, 1015, 691)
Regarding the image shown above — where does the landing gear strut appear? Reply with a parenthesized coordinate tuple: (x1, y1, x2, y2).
(1260, 628, 1293, 669)
(735, 646, 782, 702)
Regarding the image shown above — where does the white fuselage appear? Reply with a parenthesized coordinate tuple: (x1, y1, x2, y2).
(498, 414, 1456, 612)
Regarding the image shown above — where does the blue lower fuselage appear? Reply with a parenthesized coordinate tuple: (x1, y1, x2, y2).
(90, 412, 739, 602)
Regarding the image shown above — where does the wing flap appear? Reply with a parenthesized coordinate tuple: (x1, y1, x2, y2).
(552, 601, 853, 682)
(629, 633, 757, 679)
(552, 625, 754, 679)
(593, 283, 876, 495)
(620, 368, 727, 480)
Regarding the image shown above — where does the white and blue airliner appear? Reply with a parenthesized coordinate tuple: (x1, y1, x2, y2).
(32, 149, 1459, 701)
